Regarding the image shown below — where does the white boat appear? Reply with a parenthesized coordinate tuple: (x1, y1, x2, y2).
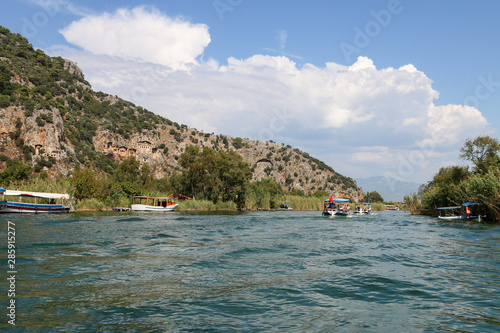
(0, 188, 73, 213)
(436, 203, 485, 222)
(354, 202, 372, 215)
(323, 197, 351, 217)
(131, 196, 179, 212)
(436, 206, 464, 220)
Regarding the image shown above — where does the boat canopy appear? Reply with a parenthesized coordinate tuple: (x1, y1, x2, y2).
(356, 202, 371, 205)
(436, 206, 461, 210)
(3, 190, 70, 200)
(0, 188, 5, 193)
(462, 202, 479, 207)
(324, 198, 349, 203)
(133, 196, 173, 200)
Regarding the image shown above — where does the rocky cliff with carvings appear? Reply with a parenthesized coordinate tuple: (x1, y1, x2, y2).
(0, 26, 363, 201)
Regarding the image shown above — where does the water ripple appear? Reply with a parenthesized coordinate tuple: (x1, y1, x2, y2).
(4, 211, 500, 331)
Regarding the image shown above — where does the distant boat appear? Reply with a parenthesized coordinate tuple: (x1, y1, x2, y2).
(354, 202, 372, 215)
(385, 205, 399, 211)
(0, 188, 73, 213)
(323, 197, 351, 217)
(277, 204, 293, 211)
(131, 196, 179, 212)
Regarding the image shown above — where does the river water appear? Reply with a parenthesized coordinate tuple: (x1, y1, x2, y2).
(2, 210, 500, 332)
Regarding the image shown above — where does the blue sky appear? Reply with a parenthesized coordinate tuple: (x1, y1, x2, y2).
(1, 0, 499, 186)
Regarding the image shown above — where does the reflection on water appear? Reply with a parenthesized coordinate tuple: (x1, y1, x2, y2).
(2, 211, 500, 331)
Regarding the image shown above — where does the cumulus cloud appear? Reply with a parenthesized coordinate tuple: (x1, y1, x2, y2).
(59, 6, 211, 70)
(51, 8, 492, 183)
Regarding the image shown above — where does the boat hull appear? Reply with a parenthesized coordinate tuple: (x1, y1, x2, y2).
(322, 209, 335, 216)
(131, 204, 179, 212)
(0, 201, 70, 213)
(334, 212, 351, 217)
(438, 214, 484, 222)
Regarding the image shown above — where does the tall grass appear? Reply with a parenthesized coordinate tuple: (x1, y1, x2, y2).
(279, 195, 324, 211)
(75, 198, 108, 211)
(403, 192, 421, 215)
(178, 200, 237, 211)
(5, 177, 71, 194)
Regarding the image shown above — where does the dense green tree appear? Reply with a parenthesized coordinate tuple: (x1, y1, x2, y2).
(0, 159, 32, 183)
(245, 178, 283, 209)
(460, 135, 500, 174)
(69, 167, 101, 202)
(363, 191, 384, 203)
(419, 165, 470, 215)
(176, 145, 251, 204)
(233, 137, 243, 149)
(115, 156, 141, 183)
(217, 149, 251, 204)
(461, 167, 500, 221)
(312, 190, 329, 198)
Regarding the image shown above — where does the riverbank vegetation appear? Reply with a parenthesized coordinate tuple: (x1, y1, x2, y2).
(404, 136, 500, 222)
(2, 144, 397, 211)
(0, 145, 344, 211)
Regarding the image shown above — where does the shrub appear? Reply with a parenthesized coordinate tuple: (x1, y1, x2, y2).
(0, 94, 10, 108)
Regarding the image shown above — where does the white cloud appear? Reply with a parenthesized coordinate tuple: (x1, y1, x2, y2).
(49, 9, 492, 183)
(426, 104, 489, 145)
(59, 6, 211, 70)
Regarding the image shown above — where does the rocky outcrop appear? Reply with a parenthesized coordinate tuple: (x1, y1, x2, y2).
(63, 59, 84, 81)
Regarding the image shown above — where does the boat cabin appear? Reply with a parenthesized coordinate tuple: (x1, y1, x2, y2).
(132, 196, 176, 208)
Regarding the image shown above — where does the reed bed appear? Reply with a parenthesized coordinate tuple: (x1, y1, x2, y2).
(177, 200, 237, 211)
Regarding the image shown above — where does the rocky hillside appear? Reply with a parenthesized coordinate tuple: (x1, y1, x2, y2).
(0, 26, 363, 201)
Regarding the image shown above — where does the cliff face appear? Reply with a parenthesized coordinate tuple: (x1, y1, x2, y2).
(0, 26, 364, 201)
(91, 122, 363, 200)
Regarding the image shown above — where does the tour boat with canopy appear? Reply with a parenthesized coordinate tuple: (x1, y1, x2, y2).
(323, 196, 351, 217)
(0, 188, 73, 213)
(131, 196, 179, 212)
(436, 206, 464, 220)
(354, 202, 372, 215)
(436, 202, 484, 221)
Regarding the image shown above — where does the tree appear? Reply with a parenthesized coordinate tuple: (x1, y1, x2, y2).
(312, 190, 329, 198)
(0, 160, 32, 183)
(462, 167, 500, 222)
(246, 179, 283, 209)
(115, 156, 141, 183)
(233, 137, 243, 149)
(363, 191, 384, 203)
(177, 146, 252, 204)
(460, 135, 500, 174)
(419, 165, 470, 215)
(217, 149, 252, 204)
(70, 167, 101, 202)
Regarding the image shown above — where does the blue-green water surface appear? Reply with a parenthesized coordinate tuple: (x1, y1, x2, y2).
(2, 210, 500, 332)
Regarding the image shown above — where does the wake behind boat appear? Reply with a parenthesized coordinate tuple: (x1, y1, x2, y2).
(0, 188, 73, 213)
(131, 196, 179, 212)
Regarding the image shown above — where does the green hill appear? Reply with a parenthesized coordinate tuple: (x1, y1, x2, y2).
(0, 25, 363, 203)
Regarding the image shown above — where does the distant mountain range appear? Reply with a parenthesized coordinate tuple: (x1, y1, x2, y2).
(356, 176, 421, 202)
